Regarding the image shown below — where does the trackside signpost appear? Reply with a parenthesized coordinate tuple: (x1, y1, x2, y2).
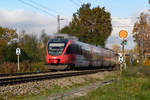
(119, 30, 128, 72)
(119, 56, 124, 64)
(16, 48, 21, 71)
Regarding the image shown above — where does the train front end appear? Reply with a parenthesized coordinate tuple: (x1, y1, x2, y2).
(45, 38, 75, 70)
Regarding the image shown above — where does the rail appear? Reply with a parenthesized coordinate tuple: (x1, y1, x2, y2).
(0, 68, 114, 86)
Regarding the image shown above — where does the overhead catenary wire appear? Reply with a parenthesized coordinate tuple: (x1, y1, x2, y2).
(69, 0, 81, 7)
(18, 0, 56, 17)
(27, 0, 60, 15)
(78, 0, 83, 4)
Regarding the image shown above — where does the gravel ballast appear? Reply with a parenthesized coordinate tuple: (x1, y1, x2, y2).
(0, 71, 113, 100)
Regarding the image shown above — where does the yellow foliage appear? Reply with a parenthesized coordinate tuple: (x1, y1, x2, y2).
(143, 57, 150, 67)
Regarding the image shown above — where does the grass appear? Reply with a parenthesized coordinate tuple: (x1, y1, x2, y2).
(71, 66, 150, 100)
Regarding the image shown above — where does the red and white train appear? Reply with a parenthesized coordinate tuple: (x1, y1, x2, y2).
(45, 37, 117, 70)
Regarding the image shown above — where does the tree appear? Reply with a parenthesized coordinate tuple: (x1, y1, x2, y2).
(60, 3, 112, 47)
(40, 29, 49, 49)
(132, 12, 150, 57)
(0, 26, 17, 41)
(40, 30, 50, 60)
(0, 39, 7, 63)
(0, 26, 17, 63)
(19, 34, 42, 62)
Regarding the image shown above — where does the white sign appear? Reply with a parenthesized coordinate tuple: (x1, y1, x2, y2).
(119, 56, 124, 64)
(16, 48, 21, 55)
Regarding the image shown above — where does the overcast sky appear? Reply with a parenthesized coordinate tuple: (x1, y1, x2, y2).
(0, 0, 149, 49)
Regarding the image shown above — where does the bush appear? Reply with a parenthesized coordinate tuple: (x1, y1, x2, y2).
(20, 61, 46, 72)
(31, 62, 46, 72)
(122, 66, 150, 78)
(0, 62, 17, 73)
(19, 60, 32, 72)
(0, 61, 46, 73)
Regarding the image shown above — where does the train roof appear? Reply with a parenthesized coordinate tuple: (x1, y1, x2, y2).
(48, 37, 116, 53)
(48, 38, 69, 43)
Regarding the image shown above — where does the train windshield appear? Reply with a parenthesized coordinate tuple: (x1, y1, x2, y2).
(48, 39, 68, 56)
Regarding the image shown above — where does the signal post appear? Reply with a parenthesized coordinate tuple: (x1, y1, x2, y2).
(119, 30, 128, 71)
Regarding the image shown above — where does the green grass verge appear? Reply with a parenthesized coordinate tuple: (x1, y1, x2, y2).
(71, 66, 150, 100)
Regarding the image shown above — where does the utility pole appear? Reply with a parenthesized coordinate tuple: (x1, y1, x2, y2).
(149, 0, 150, 11)
(57, 15, 64, 33)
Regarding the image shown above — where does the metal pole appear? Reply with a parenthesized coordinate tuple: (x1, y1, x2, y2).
(122, 39, 126, 69)
(122, 39, 124, 58)
(17, 31, 20, 72)
(57, 15, 60, 33)
(57, 15, 64, 33)
(18, 55, 20, 71)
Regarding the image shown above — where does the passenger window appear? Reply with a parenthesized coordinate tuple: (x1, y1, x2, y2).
(65, 44, 81, 54)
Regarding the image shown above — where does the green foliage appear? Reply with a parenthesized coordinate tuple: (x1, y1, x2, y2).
(60, 3, 112, 47)
(1, 34, 44, 63)
(19, 34, 42, 62)
(0, 26, 48, 72)
(2, 43, 28, 63)
(2, 43, 18, 62)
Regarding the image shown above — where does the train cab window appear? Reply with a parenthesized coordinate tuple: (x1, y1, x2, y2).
(65, 45, 72, 54)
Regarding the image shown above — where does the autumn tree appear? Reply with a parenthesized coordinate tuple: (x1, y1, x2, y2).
(132, 12, 150, 57)
(0, 26, 18, 63)
(60, 3, 112, 47)
(0, 26, 17, 41)
(0, 40, 7, 63)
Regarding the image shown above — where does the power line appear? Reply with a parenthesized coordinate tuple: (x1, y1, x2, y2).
(27, 0, 59, 15)
(69, 0, 80, 7)
(78, 0, 83, 4)
(18, 0, 56, 17)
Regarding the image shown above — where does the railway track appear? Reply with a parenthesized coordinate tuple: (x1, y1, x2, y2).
(0, 71, 50, 77)
(0, 68, 114, 86)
